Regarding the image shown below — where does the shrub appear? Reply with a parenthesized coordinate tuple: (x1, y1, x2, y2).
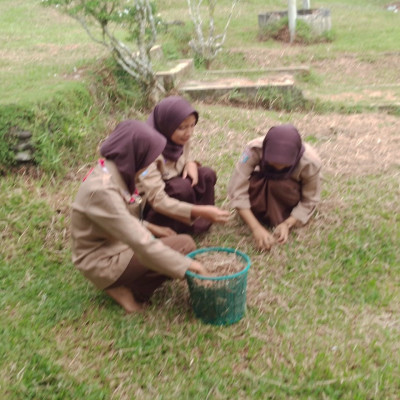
(256, 86, 307, 111)
(0, 85, 106, 175)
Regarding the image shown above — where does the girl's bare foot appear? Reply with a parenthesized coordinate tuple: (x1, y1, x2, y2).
(105, 286, 145, 314)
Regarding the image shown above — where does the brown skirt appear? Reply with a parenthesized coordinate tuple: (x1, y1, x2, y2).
(106, 235, 196, 302)
(248, 172, 301, 227)
(144, 166, 217, 234)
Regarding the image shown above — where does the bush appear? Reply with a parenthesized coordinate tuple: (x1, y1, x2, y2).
(0, 85, 106, 175)
(220, 86, 307, 112)
(256, 86, 307, 111)
(89, 58, 145, 113)
(32, 86, 94, 173)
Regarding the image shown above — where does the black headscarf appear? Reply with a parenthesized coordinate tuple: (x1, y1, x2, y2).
(146, 96, 199, 161)
(260, 124, 305, 180)
(100, 120, 166, 194)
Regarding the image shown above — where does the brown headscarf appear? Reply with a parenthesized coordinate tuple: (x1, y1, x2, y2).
(146, 96, 199, 161)
(100, 120, 166, 194)
(260, 124, 305, 180)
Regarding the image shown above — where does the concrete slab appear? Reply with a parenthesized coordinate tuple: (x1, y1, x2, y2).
(203, 66, 310, 75)
(156, 59, 194, 91)
(150, 45, 163, 61)
(179, 74, 297, 101)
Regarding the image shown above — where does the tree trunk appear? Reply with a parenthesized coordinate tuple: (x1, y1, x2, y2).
(302, 0, 311, 10)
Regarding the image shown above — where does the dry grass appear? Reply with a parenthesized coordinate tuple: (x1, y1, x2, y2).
(190, 106, 400, 204)
(194, 252, 246, 276)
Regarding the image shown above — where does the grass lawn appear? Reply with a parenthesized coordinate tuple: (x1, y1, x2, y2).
(1, 0, 400, 399)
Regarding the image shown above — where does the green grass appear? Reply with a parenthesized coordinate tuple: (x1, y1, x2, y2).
(0, 0, 105, 105)
(1, 131, 400, 399)
(1, 0, 400, 398)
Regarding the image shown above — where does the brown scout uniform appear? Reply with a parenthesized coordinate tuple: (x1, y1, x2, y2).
(228, 136, 322, 225)
(136, 142, 195, 226)
(71, 160, 191, 290)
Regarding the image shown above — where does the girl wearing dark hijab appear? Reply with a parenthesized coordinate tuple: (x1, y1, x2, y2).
(228, 124, 322, 251)
(137, 96, 229, 234)
(71, 120, 207, 314)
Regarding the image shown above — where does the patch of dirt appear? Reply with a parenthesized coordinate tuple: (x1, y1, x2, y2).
(308, 54, 400, 90)
(325, 89, 398, 103)
(224, 48, 400, 114)
(238, 48, 400, 85)
(293, 112, 400, 177)
(194, 108, 400, 180)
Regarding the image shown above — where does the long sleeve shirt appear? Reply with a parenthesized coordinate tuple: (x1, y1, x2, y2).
(71, 160, 191, 289)
(136, 142, 194, 225)
(227, 136, 322, 225)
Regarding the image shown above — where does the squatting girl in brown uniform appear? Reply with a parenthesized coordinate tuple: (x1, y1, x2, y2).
(71, 120, 207, 313)
(137, 96, 229, 234)
(228, 124, 322, 251)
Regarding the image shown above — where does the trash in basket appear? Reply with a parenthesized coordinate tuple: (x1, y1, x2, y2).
(185, 247, 251, 326)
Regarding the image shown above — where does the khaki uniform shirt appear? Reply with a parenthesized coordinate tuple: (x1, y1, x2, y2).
(228, 137, 322, 225)
(136, 142, 194, 225)
(71, 160, 191, 290)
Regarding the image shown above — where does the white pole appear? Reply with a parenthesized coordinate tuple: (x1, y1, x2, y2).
(302, 0, 311, 9)
(288, 0, 297, 43)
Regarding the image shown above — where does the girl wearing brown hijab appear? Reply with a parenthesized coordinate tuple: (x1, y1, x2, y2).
(137, 96, 229, 234)
(228, 124, 322, 251)
(71, 120, 207, 314)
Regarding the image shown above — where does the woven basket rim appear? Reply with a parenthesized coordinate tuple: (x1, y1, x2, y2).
(185, 247, 251, 281)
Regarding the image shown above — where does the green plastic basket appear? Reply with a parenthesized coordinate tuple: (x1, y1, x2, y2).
(185, 247, 251, 326)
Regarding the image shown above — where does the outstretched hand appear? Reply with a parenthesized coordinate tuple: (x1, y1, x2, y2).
(194, 205, 230, 223)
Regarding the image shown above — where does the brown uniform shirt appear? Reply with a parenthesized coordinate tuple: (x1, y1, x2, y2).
(228, 137, 322, 225)
(71, 160, 191, 290)
(136, 142, 194, 225)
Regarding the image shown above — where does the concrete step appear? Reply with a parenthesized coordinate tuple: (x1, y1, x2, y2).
(179, 74, 297, 101)
(156, 59, 194, 91)
(202, 66, 310, 76)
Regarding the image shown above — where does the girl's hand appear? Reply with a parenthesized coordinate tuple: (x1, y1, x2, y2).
(182, 161, 198, 186)
(188, 260, 208, 276)
(192, 205, 230, 223)
(273, 217, 297, 245)
(273, 222, 290, 244)
(208, 207, 231, 223)
(252, 226, 275, 251)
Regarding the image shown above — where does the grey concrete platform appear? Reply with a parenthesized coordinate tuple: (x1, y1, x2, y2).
(179, 74, 297, 101)
(151, 48, 306, 104)
(156, 59, 194, 91)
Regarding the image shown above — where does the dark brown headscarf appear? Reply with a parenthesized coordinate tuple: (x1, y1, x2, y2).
(100, 120, 166, 194)
(146, 96, 199, 161)
(260, 124, 305, 180)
